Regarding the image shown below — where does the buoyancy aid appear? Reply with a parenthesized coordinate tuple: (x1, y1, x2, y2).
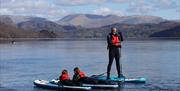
(111, 34, 120, 46)
(60, 74, 70, 81)
(78, 71, 85, 78)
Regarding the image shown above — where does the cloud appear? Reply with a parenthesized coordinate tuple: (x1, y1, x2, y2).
(93, 7, 123, 16)
(111, 0, 131, 3)
(0, 0, 55, 10)
(150, 0, 177, 9)
(53, 0, 107, 6)
(53, 0, 130, 6)
(177, 7, 180, 13)
(127, 0, 178, 14)
(0, 8, 13, 15)
(0, 0, 68, 20)
(127, 1, 154, 14)
(0, 0, 179, 20)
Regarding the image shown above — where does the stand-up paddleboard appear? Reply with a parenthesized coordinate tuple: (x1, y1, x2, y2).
(33, 80, 91, 91)
(90, 75, 146, 83)
(51, 79, 119, 89)
(82, 84, 118, 89)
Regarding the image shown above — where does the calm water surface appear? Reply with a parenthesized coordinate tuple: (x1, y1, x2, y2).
(0, 40, 180, 91)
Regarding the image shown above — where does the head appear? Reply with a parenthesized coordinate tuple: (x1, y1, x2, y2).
(74, 67, 80, 74)
(62, 69, 68, 74)
(111, 27, 117, 34)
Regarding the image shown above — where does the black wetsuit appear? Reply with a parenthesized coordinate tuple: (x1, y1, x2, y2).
(59, 75, 77, 86)
(107, 32, 123, 79)
(60, 80, 77, 86)
(73, 73, 98, 84)
(73, 74, 110, 85)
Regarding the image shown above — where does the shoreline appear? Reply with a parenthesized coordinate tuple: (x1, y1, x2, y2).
(0, 37, 179, 43)
(0, 37, 180, 40)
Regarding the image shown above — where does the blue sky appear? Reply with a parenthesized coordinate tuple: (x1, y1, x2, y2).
(0, 0, 179, 21)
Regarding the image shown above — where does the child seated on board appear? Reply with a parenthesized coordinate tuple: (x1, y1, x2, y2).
(59, 69, 77, 86)
(73, 67, 109, 85)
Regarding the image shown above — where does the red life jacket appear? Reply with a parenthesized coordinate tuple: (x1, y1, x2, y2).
(111, 35, 120, 46)
(78, 71, 85, 78)
(60, 73, 70, 81)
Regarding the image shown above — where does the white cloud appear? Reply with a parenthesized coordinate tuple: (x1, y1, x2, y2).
(1, 0, 55, 10)
(0, 0, 179, 20)
(111, 0, 131, 3)
(0, 0, 68, 20)
(93, 7, 123, 16)
(0, 8, 13, 15)
(127, 0, 178, 14)
(176, 7, 180, 13)
(53, 0, 107, 6)
(127, 1, 154, 14)
(150, 0, 177, 9)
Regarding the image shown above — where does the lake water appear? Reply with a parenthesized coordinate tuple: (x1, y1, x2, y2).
(0, 39, 180, 91)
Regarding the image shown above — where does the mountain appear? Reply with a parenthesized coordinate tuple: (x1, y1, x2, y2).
(0, 15, 16, 26)
(0, 15, 81, 38)
(0, 15, 179, 38)
(0, 15, 46, 24)
(117, 15, 165, 24)
(0, 22, 39, 38)
(67, 21, 180, 38)
(150, 25, 180, 37)
(57, 14, 120, 28)
(57, 14, 166, 28)
(0, 15, 78, 32)
(18, 19, 66, 32)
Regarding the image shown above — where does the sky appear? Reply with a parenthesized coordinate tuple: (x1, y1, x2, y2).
(0, 0, 180, 21)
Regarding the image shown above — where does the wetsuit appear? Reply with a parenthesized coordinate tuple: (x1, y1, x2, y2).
(73, 71, 98, 84)
(107, 32, 123, 79)
(60, 73, 76, 86)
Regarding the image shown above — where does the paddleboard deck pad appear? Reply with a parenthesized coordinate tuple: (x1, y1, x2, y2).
(90, 75, 146, 83)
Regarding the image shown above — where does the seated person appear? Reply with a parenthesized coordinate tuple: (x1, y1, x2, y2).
(73, 67, 98, 84)
(59, 69, 76, 86)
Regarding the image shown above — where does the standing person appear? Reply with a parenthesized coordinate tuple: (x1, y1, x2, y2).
(107, 27, 124, 79)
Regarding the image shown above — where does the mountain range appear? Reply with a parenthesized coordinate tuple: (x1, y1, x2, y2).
(57, 14, 166, 28)
(0, 14, 179, 39)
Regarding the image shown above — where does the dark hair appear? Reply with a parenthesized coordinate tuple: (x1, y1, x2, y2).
(62, 69, 68, 74)
(74, 67, 79, 71)
(111, 27, 118, 32)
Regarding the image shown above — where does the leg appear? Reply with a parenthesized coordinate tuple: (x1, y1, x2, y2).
(62, 80, 76, 86)
(115, 48, 121, 77)
(86, 77, 98, 84)
(107, 49, 114, 79)
(119, 48, 122, 74)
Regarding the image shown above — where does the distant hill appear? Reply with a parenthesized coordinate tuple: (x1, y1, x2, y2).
(17, 19, 66, 32)
(0, 15, 16, 27)
(117, 15, 165, 24)
(66, 21, 180, 38)
(57, 14, 120, 28)
(57, 14, 166, 28)
(0, 15, 78, 32)
(0, 15, 179, 38)
(0, 15, 82, 38)
(0, 15, 46, 24)
(0, 22, 38, 38)
(150, 26, 180, 37)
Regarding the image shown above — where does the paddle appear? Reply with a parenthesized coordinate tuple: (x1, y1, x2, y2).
(97, 72, 106, 76)
(91, 72, 106, 78)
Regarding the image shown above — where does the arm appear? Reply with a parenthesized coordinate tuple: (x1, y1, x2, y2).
(118, 32, 123, 42)
(107, 35, 111, 50)
(73, 74, 80, 81)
